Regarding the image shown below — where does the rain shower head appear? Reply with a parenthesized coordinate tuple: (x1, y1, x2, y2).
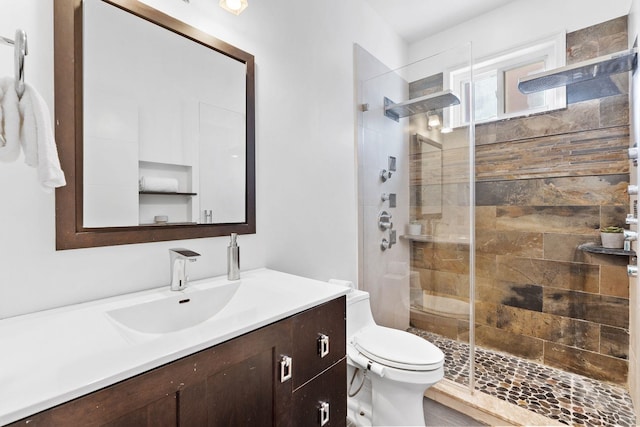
(518, 48, 637, 94)
(384, 90, 460, 122)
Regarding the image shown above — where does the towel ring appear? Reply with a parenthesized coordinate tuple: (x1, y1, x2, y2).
(0, 29, 28, 98)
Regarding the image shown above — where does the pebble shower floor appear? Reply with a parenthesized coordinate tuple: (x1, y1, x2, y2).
(409, 328, 636, 426)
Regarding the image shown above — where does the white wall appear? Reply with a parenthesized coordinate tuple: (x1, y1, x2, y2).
(356, 45, 411, 330)
(409, 0, 632, 63)
(0, 0, 406, 318)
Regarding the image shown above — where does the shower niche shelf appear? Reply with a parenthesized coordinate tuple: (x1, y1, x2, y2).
(401, 234, 470, 245)
(139, 191, 197, 196)
(384, 90, 460, 122)
(578, 243, 635, 257)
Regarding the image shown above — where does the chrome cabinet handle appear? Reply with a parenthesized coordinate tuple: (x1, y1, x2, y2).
(280, 355, 292, 382)
(318, 401, 330, 426)
(318, 334, 330, 358)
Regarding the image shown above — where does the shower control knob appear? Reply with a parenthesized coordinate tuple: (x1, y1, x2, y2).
(378, 211, 393, 230)
(627, 214, 638, 225)
(380, 169, 392, 182)
(380, 238, 389, 251)
(629, 147, 639, 160)
(625, 230, 638, 241)
(629, 185, 638, 195)
(628, 265, 638, 277)
(381, 193, 397, 208)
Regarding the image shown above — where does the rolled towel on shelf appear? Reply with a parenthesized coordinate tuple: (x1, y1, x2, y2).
(0, 77, 21, 162)
(139, 176, 179, 193)
(19, 82, 66, 191)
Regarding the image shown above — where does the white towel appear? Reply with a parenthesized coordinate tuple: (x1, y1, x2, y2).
(19, 82, 66, 192)
(139, 176, 179, 193)
(0, 77, 21, 162)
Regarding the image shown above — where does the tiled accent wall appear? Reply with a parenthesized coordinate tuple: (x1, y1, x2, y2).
(410, 16, 631, 384)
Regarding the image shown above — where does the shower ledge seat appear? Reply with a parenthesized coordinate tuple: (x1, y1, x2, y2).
(0, 268, 349, 426)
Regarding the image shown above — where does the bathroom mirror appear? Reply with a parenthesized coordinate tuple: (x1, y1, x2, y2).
(54, 0, 255, 249)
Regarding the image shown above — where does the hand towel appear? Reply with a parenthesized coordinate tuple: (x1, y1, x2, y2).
(0, 77, 21, 162)
(139, 176, 179, 193)
(19, 82, 67, 192)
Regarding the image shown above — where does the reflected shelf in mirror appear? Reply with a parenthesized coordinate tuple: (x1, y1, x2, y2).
(139, 191, 197, 196)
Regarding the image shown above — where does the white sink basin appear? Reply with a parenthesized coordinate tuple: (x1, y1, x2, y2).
(106, 281, 241, 334)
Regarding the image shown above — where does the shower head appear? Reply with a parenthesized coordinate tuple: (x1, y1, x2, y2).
(384, 90, 460, 122)
(518, 48, 637, 94)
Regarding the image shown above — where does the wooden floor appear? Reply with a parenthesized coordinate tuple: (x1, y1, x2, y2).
(424, 398, 486, 426)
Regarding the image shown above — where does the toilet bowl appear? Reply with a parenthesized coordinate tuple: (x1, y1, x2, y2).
(346, 288, 444, 426)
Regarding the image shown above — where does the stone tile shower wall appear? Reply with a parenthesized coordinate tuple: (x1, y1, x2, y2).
(410, 17, 631, 384)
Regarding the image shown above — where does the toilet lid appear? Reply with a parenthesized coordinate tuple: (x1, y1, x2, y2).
(352, 326, 444, 371)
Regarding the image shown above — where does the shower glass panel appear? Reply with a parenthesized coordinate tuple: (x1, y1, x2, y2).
(357, 43, 475, 390)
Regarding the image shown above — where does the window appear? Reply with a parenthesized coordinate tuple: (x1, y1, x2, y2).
(447, 33, 566, 128)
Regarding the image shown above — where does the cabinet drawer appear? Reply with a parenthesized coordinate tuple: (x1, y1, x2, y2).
(291, 296, 346, 389)
(292, 359, 346, 427)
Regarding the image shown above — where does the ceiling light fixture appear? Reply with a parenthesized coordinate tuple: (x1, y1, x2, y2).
(219, 0, 248, 15)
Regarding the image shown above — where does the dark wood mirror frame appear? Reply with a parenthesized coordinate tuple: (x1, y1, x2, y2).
(54, 0, 255, 250)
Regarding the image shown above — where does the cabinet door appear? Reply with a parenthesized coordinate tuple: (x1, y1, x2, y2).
(292, 359, 347, 427)
(8, 371, 180, 426)
(178, 322, 293, 426)
(292, 296, 346, 390)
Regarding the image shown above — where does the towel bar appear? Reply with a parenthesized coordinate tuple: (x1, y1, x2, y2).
(0, 29, 28, 98)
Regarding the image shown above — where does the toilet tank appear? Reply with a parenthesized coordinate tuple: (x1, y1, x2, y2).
(347, 289, 376, 338)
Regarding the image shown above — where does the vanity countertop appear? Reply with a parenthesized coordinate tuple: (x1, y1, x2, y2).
(0, 268, 349, 425)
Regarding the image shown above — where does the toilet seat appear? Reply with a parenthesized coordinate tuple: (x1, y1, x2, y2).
(351, 325, 444, 371)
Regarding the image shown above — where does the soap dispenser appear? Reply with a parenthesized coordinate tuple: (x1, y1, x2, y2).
(227, 233, 240, 280)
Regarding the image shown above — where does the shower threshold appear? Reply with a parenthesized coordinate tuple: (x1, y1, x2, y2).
(410, 328, 636, 426)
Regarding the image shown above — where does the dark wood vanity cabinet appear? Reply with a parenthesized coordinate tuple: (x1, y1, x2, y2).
(8, 297, 346, 427)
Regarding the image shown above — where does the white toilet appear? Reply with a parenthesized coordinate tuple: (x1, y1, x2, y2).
(346, 288, 444, 426)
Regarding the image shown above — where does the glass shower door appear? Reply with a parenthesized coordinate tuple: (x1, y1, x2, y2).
(357, 43, 475, 390)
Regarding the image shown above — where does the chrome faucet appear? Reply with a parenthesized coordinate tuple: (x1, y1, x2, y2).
(169, 248, 200, 291)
